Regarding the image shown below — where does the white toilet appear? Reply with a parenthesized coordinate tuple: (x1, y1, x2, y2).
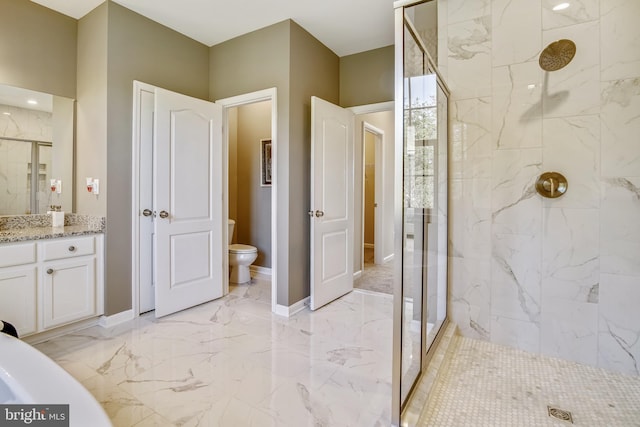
(228, 219, 258, 284)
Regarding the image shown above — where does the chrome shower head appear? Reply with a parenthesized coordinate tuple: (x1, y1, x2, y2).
(539, 39, 576, 71)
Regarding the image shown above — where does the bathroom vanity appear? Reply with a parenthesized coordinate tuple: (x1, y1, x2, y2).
(0, 215, 104, 338)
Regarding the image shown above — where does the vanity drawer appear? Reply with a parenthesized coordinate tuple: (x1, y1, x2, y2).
(41, 236, 95, 261)
(0, 242, 37, 268)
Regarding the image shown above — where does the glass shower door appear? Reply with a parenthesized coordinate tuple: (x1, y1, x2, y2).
(393, 1, 449, 423)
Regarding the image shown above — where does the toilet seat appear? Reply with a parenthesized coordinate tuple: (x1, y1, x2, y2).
(229, 244, 257, 254)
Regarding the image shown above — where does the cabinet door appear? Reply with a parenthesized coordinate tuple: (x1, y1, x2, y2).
(42, 257, 96, 329)
(0, 266, 37, 336)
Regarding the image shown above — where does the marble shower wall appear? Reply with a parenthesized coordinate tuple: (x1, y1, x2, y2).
(441, 0, 640, 376)
(0, 103, 53, 141)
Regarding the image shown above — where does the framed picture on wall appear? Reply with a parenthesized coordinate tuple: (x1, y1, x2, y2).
(260, 138, 272, 187)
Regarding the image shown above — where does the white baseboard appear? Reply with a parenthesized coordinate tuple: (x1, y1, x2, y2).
(363, 243, 374, 249)
(275, 297, 310, 317)
(23, 317, 101, 345)
(353, 270, 363, 279)
(383, 253, 394, 263)
(98, 309, 135, 328)
(250, 265, 272, 277)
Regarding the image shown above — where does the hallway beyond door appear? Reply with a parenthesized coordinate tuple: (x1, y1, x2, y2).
(355, 247, 394, 294)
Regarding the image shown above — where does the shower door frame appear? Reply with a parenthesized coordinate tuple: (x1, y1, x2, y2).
(392, 1, 451, 425)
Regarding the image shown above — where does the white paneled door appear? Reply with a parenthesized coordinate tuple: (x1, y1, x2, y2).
(153, 88, 224, 317)
(310, 96, 355, 310)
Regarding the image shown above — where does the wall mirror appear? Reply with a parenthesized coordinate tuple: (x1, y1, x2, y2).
(0, 83, 74, 215)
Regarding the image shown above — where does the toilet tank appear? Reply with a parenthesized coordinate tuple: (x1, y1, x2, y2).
(228, 219, 235, 244)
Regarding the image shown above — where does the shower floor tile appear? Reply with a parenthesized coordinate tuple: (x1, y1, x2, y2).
(417, 335, 640, 426)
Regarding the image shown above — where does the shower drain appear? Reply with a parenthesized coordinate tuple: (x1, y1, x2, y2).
(548, 406, 574, 423)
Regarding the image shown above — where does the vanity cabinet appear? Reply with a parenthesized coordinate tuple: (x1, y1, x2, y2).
(0, 234, 103, 337)
(0, 266, 37, 336)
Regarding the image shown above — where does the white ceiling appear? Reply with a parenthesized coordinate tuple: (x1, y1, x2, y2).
(0, 84, 53, 112)
(31, 0, 396, 57)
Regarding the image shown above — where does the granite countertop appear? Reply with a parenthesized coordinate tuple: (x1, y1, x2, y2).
(0, 214, 105, 244)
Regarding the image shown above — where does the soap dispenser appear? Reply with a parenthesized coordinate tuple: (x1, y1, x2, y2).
(49, 205, 64, 228)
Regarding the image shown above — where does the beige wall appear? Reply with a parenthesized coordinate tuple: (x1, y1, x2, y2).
(76, 1, 210, 315)
(104, 2, 209, 314)
(343, 51, 395, 275)
(210, 20, 292, 305)
(289, 21, 340, 303)
(235, 101, 272, 267)
(76, 3, 108, 216)
(340, 45, 394, 107)
(51, 96, 75, 212)
(211, 19, 339, 305)
(0, 0, 77, 213)
(0, 0, 77, 98)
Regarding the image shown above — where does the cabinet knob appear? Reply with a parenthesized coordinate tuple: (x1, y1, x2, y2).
(68, 245, 76, 252)
(159, 210, 170, 219)
(46, 268, 54, 275)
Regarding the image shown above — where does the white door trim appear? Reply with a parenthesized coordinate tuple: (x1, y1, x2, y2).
(131, 80, 157, 317)
(215, 88, 278, 314)
(350, 101, 394, 115)
(363, 122, 385, 265)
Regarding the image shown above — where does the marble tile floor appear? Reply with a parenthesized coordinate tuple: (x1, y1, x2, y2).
(417, 335, 640, 426)
(35, 276, 393, 427)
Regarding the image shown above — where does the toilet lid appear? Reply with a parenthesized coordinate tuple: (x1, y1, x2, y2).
(229, 244, 257, 254)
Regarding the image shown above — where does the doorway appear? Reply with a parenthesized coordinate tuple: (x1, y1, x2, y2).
(226, 101, 273, 276)
(363, 123, 384, 267)
(217, 88, 278, 313)
(350, 104, 395, 295)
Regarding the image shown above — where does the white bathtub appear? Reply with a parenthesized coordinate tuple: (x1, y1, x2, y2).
(0, 332, 112, 426)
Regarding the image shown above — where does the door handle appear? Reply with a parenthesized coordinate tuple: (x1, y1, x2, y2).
(159, 210, 169, 219)
(142, 209, 153, 217)
(315, 210, 324, 217)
